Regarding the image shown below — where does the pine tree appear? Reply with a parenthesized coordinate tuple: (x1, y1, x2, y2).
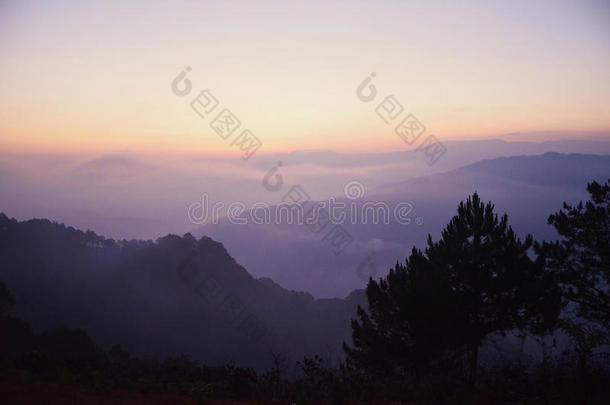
(345, 193, 561, 379)
(538, 179, 610, 330)
(344, 247, 462, 377)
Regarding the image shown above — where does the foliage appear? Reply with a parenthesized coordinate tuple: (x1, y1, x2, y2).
(2, 182, 609, 403)
(345, 193, 562, 379)
(0, 280, 15, 316)
(537, 179, 610, 329)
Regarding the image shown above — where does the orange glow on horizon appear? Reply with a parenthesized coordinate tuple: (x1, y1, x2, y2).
(1, 1, 609, 157)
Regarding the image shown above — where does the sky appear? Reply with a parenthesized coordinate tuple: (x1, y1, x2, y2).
(1, 0, 609, 156)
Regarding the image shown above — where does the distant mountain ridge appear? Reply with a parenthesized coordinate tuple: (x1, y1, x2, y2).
(253, 139, 610, 169)
(448, 152, 610, 188)
(198, 153, 610, 298)
(2, 138, 610, 241)
(376, 152, 610, 193)
(0, 213, 365, 371)
(1, 151, 609, 367)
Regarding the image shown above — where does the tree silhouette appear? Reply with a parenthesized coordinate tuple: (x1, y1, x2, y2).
(343, 247, 463, 378)
(345, 193, 561, 379)
(537, 179, 610, 331)
(0, 280, 15, 316)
